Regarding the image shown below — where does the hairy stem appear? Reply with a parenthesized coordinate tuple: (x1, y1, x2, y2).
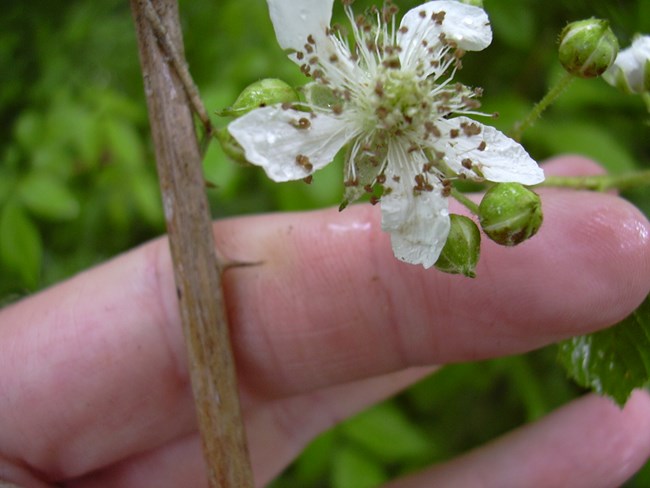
(538, 170, 650, 191)
(511, 72, 574, 141)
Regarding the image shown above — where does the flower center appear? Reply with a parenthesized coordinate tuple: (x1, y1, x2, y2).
(369, 68, 430, 135)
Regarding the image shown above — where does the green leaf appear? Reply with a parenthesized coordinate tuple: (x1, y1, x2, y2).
(557, 294, 650, 406)
(0, 201, 43, 287)
(18, 172, 80, 221)
(292, 429, 337, 486)
(331, 445, 387, 488)
(340, 402, 434, 464)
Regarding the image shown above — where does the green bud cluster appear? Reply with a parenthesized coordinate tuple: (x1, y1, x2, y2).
(558, 19, 619, 78)
(435, 215, 481, 278)
(478, 183, 543, 246)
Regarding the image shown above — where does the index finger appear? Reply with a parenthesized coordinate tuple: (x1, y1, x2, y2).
(0, 157, 648, 481)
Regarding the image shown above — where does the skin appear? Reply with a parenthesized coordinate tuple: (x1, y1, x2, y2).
(0, 156, 649, 487)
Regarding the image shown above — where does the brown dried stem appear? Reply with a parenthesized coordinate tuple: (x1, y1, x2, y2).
(130, 1, 253, 486)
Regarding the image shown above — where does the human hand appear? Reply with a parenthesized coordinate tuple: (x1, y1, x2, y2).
(0, 156, 649, 487)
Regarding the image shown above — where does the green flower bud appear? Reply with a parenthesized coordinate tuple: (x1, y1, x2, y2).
(216, 127, 250, 166)
(603, 34, 650, 94)
(558, 19, 619, 78)
(435, 214, 481, 278)
(479, 183, 543, 246)
(217, 78, 299, 117)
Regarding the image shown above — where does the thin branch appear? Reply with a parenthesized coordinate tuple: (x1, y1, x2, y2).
(141, 0, 214, 140)
(130, 1, 253, 486)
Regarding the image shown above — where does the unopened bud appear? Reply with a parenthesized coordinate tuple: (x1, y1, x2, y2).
(217, 78, 299, 117)
(558, 19, 619, 78)
(603, 34, 650, 94)
(435, 214, 481, 278)
(479, 183, 543, 246)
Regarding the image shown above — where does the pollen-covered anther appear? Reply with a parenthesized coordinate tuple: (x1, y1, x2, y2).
(477, 141, 487, 151)
(461, 96, 481, 110)
(424, 121, 441, 138)
(461, 121, 482, 136)
(290, 117, 312, 129)
(462, 158, 473, 169)
(422, 161, 435, 173)
(295, 154, 313, 171)
(431, 11, 446, 25)
(449, 128, 460, 138)
(376, 174, 387, 184)
(382, 58, 401, 69)
(414, 174, 434, 192)
(344, 178, 359, 187)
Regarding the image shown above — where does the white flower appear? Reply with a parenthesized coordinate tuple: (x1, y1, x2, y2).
(229, 0, 544, 268)
(603, 34, 650, 94)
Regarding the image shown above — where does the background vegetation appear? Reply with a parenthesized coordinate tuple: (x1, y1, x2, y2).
(1, 0, 649, 485)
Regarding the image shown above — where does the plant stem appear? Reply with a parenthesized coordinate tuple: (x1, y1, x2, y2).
(451, 187, 480, 215)
(538, 170, 650, 191)
(141, 0, 214, 146)
(511, 72, 574, 141)
(131, 1, 253, 487)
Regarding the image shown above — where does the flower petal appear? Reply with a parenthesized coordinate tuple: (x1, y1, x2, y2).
(603, 35, 650, 94)
(380, 143, 450, 268)
(267, 0, 334, 58)
(228, 106, 355, 182)
(398, 1, 492, 74)
(437, 117, 544, 185)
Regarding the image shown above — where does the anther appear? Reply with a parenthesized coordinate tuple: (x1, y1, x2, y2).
(291, 117, 312, 130)
(295, 154, 313, 171)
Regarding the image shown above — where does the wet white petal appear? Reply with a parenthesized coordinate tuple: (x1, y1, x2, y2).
(267, 0, 333, 56)
(436, 1, 492, 51)
(380, 144, 450, 268)
(398, 0, 492, 74)
(438, 117, 544, 185)
(228, 106, 355, 182)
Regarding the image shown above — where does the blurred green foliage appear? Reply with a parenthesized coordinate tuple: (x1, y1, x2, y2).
(1, 0, 649, 485)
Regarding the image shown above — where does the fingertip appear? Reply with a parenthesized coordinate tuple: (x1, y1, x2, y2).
(541, 154, 607, 177)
